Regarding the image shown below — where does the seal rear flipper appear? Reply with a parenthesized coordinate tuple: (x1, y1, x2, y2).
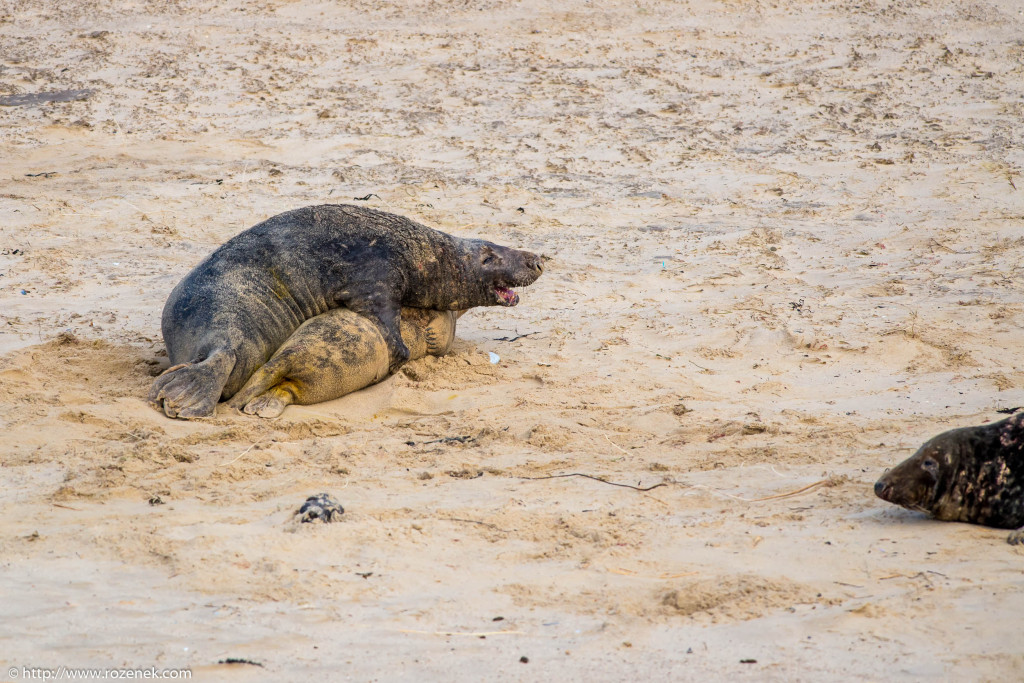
(148, 351, 235, 419)
(241, 384, 297, 419)
(228, 360, 291, 411)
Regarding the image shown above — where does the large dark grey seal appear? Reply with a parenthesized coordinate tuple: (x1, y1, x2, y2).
(875, 412, 1024, 544)
(227, 307, 460, 418)
(149, 204, 543, 418)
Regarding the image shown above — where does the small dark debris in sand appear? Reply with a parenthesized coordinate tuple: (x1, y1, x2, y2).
(447, 469, 484, 479)
(296, 493, 344, 523)
(407, 435, 477, 447)
(1, 89, 94, 107)
(217, 658, 264, 667)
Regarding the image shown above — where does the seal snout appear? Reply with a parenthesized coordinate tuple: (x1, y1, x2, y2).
(527, 254, 544, 275)
(874, 478, 891, 501)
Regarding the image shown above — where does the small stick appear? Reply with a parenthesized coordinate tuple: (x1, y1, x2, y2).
(521, 472, 666, 492)
(494, 331, 538, 342)
(603, 434, 630, 455)
(448, 518, 509, 533)
(220, 442, 260, 467)
(397, 629, 524, 636)
(742, 479, 829, 502)
(687, 478, 829, 502)
(608, 568, 699, 579)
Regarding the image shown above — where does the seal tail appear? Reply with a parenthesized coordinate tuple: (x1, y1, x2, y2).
(227, 360, 290, 411)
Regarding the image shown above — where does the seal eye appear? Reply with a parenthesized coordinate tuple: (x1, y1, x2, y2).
(482, 254, 497, 266)
(922, 457, 939, 477)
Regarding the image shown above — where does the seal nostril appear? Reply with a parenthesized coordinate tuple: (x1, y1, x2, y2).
(874, 480, 886, 497)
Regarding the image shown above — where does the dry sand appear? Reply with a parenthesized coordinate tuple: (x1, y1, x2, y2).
(2, 0, 1024, 680)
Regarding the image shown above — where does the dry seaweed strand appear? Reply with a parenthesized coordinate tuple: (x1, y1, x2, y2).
(692, 478, 832, 503)
(608, 568, 699, 579)
(397, 629, 524, 636)
(521, 472, 667, 492)
(448, 518, 510, 533)
(219, 442, 261, 467)
(521, 472, 837, 502)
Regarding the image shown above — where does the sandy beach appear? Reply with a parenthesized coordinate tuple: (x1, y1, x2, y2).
(1, 0, 1023, 679)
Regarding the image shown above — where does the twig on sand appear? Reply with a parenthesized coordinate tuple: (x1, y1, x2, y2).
(494, 331, 538, 342)
(398, 629, 524, 636)
(690, 478, 831, 502)
(608, 568, 699, 579)
(928, 238, 961, 253)
(603, 433, 630, 456)
(522, 472, 835, 503)
(220, 442, 260, 467)
(448, 518, 510, 533)
(521, 472, 667, 492)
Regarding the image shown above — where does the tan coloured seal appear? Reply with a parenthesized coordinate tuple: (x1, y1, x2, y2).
(227, 307, 460, 418)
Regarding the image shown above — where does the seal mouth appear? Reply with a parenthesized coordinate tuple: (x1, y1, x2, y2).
(495, 286, 519, 306)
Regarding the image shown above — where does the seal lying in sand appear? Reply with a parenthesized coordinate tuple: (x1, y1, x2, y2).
(227, 307, 460, 418)
(149, 204, 543, 419)
(875, 412, 1024, 544)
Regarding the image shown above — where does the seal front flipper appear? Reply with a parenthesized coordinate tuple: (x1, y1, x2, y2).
(1008, 528, 1024, 545)
(148, 350, 235, 419)
(342, 297, 409, 373)
(402, 309, 458, 357)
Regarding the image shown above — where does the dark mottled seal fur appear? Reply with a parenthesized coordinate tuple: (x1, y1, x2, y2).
(227, 307, 460, 418)
(149, 204, 543, 418)
(875, 412, 1024, 544)
(296, 493, 344, 523)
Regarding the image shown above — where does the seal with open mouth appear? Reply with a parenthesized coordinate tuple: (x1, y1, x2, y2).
(149, 204, 543, 419)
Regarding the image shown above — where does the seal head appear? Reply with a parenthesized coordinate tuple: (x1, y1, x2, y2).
(875, 413, 1024, 542)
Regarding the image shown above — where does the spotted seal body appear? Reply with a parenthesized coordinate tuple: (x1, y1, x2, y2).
(875, 412, 1024, 543)
(227, 307, 459, 418)
(148, 204, 543, 418)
